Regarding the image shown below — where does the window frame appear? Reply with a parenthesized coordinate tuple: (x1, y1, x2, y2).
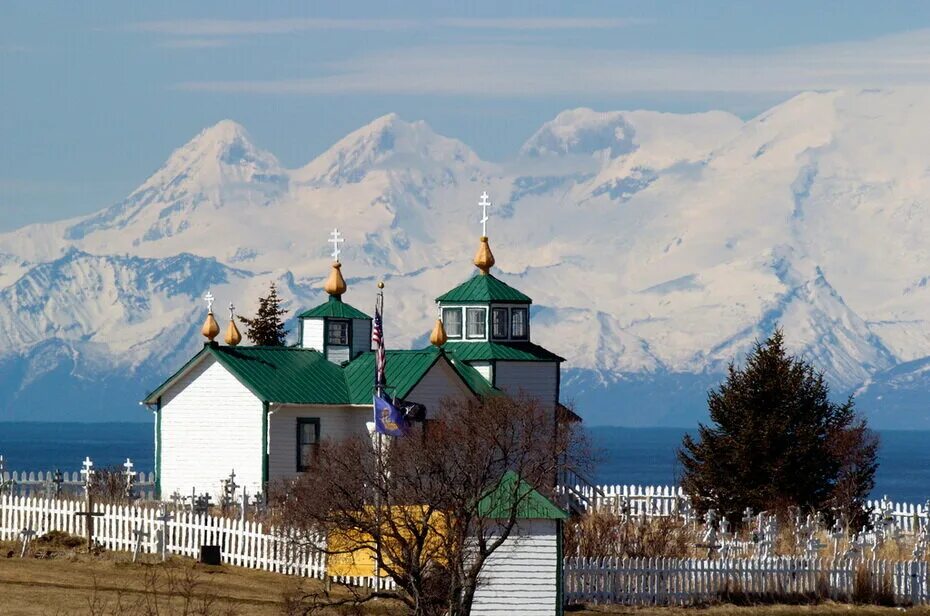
(465, 307, 488, 340)
(326, 319, 350, 346)
(491, 307, 509, 340)
(296, 417, 321, 472)
(510, 307, 529, 340)
(442, 307, 463, 339)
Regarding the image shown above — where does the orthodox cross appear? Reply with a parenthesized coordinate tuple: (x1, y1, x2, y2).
(19, 528, 36, 558)
(132, 523, 150, 563)
(80, 456, 94, 496)
(221, 469, 239, 510)
(329, 228, 344, 262)
(204, 291, 215, 313)
(0, 455, 10, 495)
(240, 487, 249, 523)
(155, 506, 175, 562)
(51, 469, 64, 499)
(478, 191, 491, 237)
(123, 458, 135, 500)
(75, 495, 103, 552)
(228, 302, 236, 321)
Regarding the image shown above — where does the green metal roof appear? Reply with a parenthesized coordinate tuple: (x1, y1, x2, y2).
(344, 348, 498, 403)
(478, 471, 568, 520)
(297, 296, 371, 320)
(344, 349, 442, 404)
(443, 340, 564, 363)
(435, 273, 532, 304)
(145, 344, 498, 406)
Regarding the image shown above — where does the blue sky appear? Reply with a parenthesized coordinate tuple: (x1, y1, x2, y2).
(4, 1, 930, 231)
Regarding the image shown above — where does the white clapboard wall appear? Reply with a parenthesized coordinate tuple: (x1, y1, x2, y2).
(471, 519, 560, 616)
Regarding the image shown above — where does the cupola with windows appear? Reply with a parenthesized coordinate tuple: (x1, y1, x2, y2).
(297, 229, 372, 365)
(430, 193, 564, 398)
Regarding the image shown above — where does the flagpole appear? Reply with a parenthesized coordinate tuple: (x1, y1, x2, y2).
(374, 281, 385, 585)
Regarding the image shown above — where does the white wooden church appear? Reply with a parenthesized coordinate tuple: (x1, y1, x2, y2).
(143, 194, 574, 613)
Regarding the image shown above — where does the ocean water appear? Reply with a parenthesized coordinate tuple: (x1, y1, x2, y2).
(1, 423, 927, 504)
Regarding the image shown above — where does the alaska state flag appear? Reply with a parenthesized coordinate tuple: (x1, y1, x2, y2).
(374, 394, 409, 437)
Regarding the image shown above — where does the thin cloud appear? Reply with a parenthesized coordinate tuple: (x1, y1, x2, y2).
(174, 30, 930, 97)
(128, 16, 647, 37)
(158, 38, 232, 49)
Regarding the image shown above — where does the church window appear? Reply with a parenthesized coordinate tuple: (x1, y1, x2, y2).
(492, 308, 509, 339)
(327, 320, 349, 346)
(511, 308, 528, 339)
(296, 418, 320, 471)
(466, 307, 487, 339)
(442, 308, 463, 338)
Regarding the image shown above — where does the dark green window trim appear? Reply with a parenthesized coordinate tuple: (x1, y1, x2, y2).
(327, 319, 350, 346)
(465, 307, 487, 340)
(262, 402, 270, 488)
(511, 307, 529, 340)
(296, 417, 321, 472)
(154, 398, 162, 500)
(442, 307, 464, 339)
(491, 307, 509, 340)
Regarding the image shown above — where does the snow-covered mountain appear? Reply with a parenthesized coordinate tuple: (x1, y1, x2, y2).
(4, 90, 930, 427)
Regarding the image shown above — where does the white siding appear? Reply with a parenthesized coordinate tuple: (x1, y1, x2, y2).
(267, 405, 371, 483)
(352, 319, 371, 359)
(471, 361, 493, 384)
(159, 356, 263, 499)
(406, 359, 475, 416)
(472, 519, 560, 616)
(301, 319, 324, 350)
(494, 361, 559, 408)
(326, 346, 351, 364)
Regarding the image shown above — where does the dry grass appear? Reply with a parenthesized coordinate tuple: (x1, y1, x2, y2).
(0, 540, 401, 615)
(571, 604, 930, 615)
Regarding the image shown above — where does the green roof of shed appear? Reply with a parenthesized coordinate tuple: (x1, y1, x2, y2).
(436, 274, 532, 304)
(297, 296, 371, 320)
(443, 341, 564, 363)
(478, 471, 568, 520)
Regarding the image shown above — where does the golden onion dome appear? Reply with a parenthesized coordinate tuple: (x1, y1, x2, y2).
(201, 311, 220, 342)
(473, 236, 495, 275)
(225, 316, 242, 346)
(324, 262, 347, 297)
(429, 318, 448, 347)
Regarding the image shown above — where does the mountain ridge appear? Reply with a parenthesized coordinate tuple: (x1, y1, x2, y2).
(3, 90, 930, 426)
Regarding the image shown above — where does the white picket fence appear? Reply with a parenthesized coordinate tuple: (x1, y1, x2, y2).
(1, 470, 157, 501)
(576, 484, 930, 533)
(0, 494, 396, 589)
(564, 556, 930, 606)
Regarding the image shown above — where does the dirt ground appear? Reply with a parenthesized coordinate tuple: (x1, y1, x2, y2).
(2, 540, 930, 615)
(0, 540, 399, 615)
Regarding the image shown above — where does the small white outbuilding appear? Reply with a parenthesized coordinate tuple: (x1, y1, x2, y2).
(472, 471, 568, 616)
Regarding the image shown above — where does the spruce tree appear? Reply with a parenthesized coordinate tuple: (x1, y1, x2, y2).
(678, 329, 878, 523)
(238, 282, 289, 346)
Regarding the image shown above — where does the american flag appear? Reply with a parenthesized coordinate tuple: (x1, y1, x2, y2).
(372, 294, 385, 390)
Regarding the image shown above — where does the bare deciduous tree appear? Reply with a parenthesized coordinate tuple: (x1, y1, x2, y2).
(277, 394, 585, 616)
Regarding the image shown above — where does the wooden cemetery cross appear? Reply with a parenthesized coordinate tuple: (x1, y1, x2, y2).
(240, 487, 249, 523)
(76, 456, 103, 551)
(132, 523, 150, 563)
(0, 454, 12, 495)
(831, 518, 845, 557)
(123, 458, 136, 501)
(194, 493, 212, 516)
(51, 469, 64, 499)
(155, 507, 175, 562)
(75, 498, 104, 552)
(19, 528, 36, 558)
